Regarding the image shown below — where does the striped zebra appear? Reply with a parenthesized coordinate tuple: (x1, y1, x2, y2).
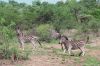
(59, 35, 86, 56)
(16, 27, 42, 50)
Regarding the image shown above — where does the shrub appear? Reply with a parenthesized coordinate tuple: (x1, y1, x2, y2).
(36, 24, 53, 42)
(0, 26, 32, 60)
(88, 19, 100, 32)
(0, 43, 32, 60)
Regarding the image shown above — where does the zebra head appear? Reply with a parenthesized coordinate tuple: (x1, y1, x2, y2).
(59, 35, 68, 44)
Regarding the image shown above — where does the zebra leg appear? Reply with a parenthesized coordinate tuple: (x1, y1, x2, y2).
(68, 46, 72, 55)
(37, 39, 42, 47)
(61, 43, 64, 50)
(81, 47, 85, 56)
(22, 42, 24, 50)
(19, 40, 24, 50)
(79, 47, 85, 56)
(20, 41, 24, 50)
(31, 40, 36, 49)
(63, 49, 67, 53)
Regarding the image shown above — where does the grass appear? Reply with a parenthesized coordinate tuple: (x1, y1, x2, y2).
(0, 42, 33, 60)
(83, 56, 100, 66)
(1, 41, 100, 66)
(86, 45, 100, 50)
(37, 43, 100, 66)
(50, 39, 59, 44)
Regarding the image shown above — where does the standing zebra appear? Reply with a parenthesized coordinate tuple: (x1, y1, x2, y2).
(59, 35, 86, 56)
(16, 27, 42, 50)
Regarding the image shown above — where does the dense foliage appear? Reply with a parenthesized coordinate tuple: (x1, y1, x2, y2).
(0, 0, 100, 34)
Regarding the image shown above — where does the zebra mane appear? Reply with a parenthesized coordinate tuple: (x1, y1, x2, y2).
(62, 35, 68, 40)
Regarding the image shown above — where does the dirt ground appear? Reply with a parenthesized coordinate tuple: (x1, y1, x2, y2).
(0, 37, 100, 66)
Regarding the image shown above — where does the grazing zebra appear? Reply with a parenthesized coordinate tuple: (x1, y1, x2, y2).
(16, 27, 42, 50)
(59, 35, 86, 56)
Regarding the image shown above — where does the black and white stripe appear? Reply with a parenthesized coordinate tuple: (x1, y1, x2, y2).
(16, 27, 42, 50)
(59, 35, 85, 56)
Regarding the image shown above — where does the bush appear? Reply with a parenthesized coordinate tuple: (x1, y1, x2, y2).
(88, 19, 100, 32)
(36, 24, 53, 42)
(0, 26, 32, 61)
(0, 43, 32, 60)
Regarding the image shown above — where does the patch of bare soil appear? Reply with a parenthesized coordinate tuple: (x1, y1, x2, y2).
(90, 37, 100, 46)
(0, 59, 14, 66)
(50, 44, 61, 49)
(22, 56, 65, 66)
(87, 37, 100, 60)
(0, 56, 65, 66)
(88, 50, 100, 60)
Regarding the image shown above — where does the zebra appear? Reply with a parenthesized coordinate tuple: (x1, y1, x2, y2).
(16, 27, 42, 50)
(59, 35, 86, 56)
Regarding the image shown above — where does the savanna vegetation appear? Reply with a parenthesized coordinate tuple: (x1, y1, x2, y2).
(0, 0, 100, 66)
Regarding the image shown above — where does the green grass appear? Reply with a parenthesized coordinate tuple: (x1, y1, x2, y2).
(0, 42, 33, 60)
(50, 39, 59, 44)
(83, 56, 100, 66)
